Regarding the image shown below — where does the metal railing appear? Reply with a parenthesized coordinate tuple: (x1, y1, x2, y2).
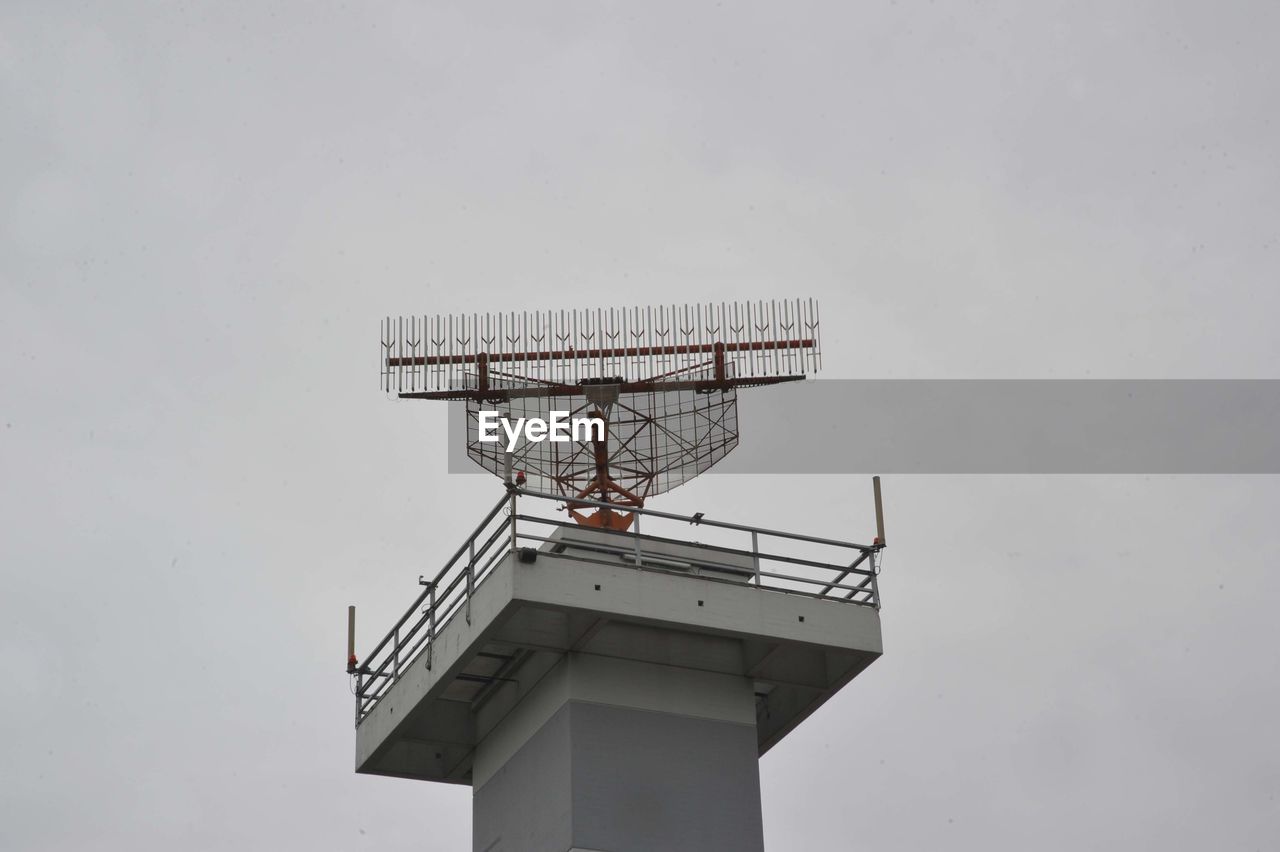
(351, 487, 881, 726)
(351, 492, 515, 726)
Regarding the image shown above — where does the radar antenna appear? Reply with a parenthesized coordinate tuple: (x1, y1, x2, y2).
(381, 299, 821, 529)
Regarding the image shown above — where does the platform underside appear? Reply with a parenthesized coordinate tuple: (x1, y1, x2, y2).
(355, 527, 882, 785)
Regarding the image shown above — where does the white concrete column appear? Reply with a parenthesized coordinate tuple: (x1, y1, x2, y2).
(472, 653, 764, 852)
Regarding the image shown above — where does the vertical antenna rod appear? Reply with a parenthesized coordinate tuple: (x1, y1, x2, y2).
(347, 605, 357, 673)
(872, 476, 886, 548)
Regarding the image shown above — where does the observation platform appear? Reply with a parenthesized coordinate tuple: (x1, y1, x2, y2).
(352, 489, 883, 787)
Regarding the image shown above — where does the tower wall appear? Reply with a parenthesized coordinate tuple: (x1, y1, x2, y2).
(473, 654, 763, 852)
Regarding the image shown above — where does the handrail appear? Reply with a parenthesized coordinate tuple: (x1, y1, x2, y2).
(513, 517, 879, 578)
(514, 486, 878, 552)
(353, 486, 882, 726)
(357, 494, 511, 678)
(354, 492, 513, 721)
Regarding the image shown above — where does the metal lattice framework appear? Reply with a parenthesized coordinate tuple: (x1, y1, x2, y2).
(465, 364, 739, 502)
(381, 300, 821, 528)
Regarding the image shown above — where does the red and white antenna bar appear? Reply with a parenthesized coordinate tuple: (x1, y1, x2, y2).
(381, 299, 821, 398)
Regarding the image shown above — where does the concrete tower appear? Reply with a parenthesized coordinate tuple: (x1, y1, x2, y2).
(356, 302, 885, 851)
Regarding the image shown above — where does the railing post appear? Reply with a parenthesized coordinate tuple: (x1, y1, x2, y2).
(354, 671, 363, 727)
(751, 530, 761, 586)
(509, 490, 518, 554)
(392, 627, 400, 677)
(427, 582, 437, 671)
(870, 550, 881, 611)
(633, 511, 643, 569)
(466, 538, 475, 626)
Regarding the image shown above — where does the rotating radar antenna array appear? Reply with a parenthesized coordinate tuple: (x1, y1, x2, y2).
(381, 299, 821, 529)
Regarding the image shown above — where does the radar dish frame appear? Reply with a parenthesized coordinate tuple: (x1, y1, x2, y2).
(381, 299, 820, 529)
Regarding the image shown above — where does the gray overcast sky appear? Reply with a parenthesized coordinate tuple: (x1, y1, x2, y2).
(2, 2, 1278, 850)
